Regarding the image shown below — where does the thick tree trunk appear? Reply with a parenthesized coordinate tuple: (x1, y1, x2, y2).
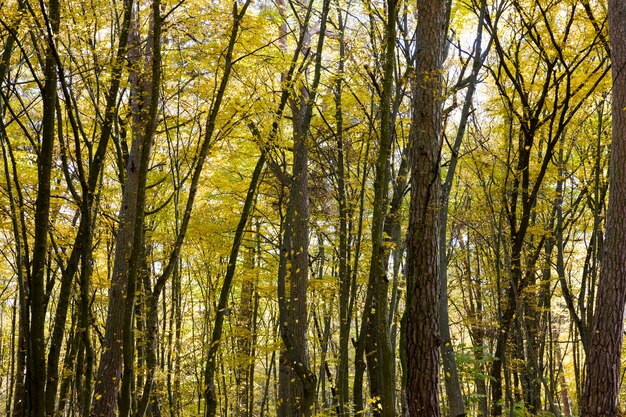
(290, 97, 312, 413)
(89, 74, 142, 417)
(119, 5, 162, 414)
(581, 1, 626, 414)
(404, 0, 447, 415)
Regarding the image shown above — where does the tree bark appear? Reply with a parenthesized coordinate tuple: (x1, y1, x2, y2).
(405, 0, 447, 415)
(29, 0, 60, 414)
(0, 7, 29, 416)
(333, 8, 350, 415)
(119, 3, 162, 414)
(581, 0, 626, 414)
(90, 1, 161, 414)
(276, 1, 330, 415)
(362, 1, 397, 415)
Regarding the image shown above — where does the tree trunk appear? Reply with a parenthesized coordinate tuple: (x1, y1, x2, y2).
(276, 2, 329, 415)
(90, 1, 162, 414)
(29, 0, 60, 414)
(235, 240, 255, 417)
(333, 8, 350, 415)
(404, 0, 447, 415)
(0, 44, 29, 417)
(204, 153, 265, 417)
(277, 93, 315, 417)
(351, 138, 370, 416)
(581, 1, 626, 414)
(553, 326, 572, 416)
(363, 1, 397, 415)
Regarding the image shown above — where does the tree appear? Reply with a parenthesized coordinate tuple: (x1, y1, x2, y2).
(276, 1, 330, 415)
(28, 0, 60, 415)
(360, 1, 398, 415)
(90, 1, 162, 415)
(479, 1, 608, 413)
(581, 0, 626, 414)
(404, 0, 447, 415)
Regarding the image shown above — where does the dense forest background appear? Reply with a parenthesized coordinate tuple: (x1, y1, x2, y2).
(1, 0, 625, 416)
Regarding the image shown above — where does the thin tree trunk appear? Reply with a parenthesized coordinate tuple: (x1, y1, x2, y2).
(204, 152, 265, 417)
(0, 70, 28, 417)
(438, 2, 489, 415)
(351, 136, 370, 416)
(6, 299, 16, 417)
(56, 311, 80, 416)
(29, 0, 61, 414)
(43, 0, 135, 408)
(276, 1, 330, 416)
(135, 275, 160, 417)
(5, 140, 29, 417)
(0, 7, 26, 415)
(553, 327, 572, 417)
(235, 238, 255, 417)
(91, 1, 162, 413)
(333, 7, 350, 415)
(247, 228, 261, 417)
(362, 1, 397, 415)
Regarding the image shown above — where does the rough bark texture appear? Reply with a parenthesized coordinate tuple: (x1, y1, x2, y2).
(283, 96, 314, 416)
(89, 76, 142, 417)
(121, 3, 162, 413)
(277, 96, 317, 417)
(405, 0, 447, 415)
(581, 1, 626, 414)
